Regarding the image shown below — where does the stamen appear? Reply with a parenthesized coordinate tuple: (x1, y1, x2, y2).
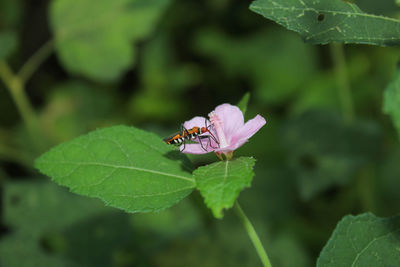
(208, 111, 228, 148)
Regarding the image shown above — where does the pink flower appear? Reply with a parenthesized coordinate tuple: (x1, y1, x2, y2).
(181, 104, 266, 156)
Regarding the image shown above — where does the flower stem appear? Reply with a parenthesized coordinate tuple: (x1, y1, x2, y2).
(18, 40, 54, 84)
(0, 40, 53, 152)
(234, 201, 272, 267)
(330, 43, 355, 123)
(0, 61, 44, 151)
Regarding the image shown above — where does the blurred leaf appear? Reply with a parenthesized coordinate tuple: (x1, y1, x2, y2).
(269, 233, 312, 267)
(141, 34, 199, 93)
(60, 212, 138, 266)
(237, 92, 250, 117)
(131, 199, 201, 237)
(0, 179, 202, 266)
(153, 218, 261, 267)
(0, 0, 23, 27)
(39, 81, 116, 143)
(378, 146, 400, 215)
(383, 64, 400, 137)
(154, 210, 311, 267)
(128, 91, 186, 123)
(290, 72, 339, 115)
(356, 0, 399, 15)
(0, 180, 109, 267)
(282, 111, 382, 200)
(35, 125, 195, 213)
(129, 33, 198, 122)
(50, 0, 170, 81)
(193, 157, 256, 218)
(241, 167, 297, 224)
(0, 30, 17, 60)
(317, 213, 400, 266)
(2, 180, 108, 237)
(0, 234, 76, 267)
(195, 28, 316, 104)
(250, 0, 400, 46)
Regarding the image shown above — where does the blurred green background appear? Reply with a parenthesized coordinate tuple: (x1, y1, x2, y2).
(1, 0, 400, 266)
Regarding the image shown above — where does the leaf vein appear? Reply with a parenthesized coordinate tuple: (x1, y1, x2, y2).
(39, 161, 195, 183)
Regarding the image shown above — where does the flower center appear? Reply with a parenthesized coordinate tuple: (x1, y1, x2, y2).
(208, 111, 229, 148)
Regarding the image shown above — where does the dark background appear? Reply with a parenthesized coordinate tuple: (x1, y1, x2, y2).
(1, 0, 400, 266)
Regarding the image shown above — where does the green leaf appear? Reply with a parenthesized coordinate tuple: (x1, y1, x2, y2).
(193, 157, 256, 219)
(0, 180, 110, 267)
(0, 30, 17, 60)
(35, 125, 195, 213)
(317, 213, 400, 266)
(50, 0, 170, 81)
(379, 147, 400, 215)
(39, 81, 117, 143)
(0, 0, 23, 28)
(383, 64, 400, 137)
(237, 92, 250, 117)
(2, 180, 109, 237)
(0, 234, 76, 267)
(194, 28, 317, 105)
(282, 111, 382, 200)
(250, 0, 400, 46)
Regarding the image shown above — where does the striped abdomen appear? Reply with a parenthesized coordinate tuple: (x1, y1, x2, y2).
(164, 128, 201, 145)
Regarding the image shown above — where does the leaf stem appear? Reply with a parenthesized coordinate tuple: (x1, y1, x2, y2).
(18, 40, 54, 84)
(356, 167, 377, 213)
(0, 40, 53, 152)
(330, 43, 355, 123)
(0, 61, 43, 151)
(234, 201, 272, 267)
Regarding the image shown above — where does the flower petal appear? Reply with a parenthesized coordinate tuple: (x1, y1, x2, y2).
(213, 104, 244, 141)
(214, 144, 237, 153)
(180, 143, 214, 154)
(183, 116, 210, 130)
(230, 115, 266, 146)
(213, 138, 249, 153)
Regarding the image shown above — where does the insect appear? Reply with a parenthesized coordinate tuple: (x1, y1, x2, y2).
(164, 120, 219, 152)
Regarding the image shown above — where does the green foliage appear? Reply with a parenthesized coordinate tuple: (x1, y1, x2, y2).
(282, 111, 382, 200)
(0, 31, 17, 60)
(383, 64, 400, 137)
(378, 146, 400, 215)
(50, 0, 170, 81)
(195, 29, 316, 105)
(269, 233, 312, 267)
(2, 0, 400, 265)
(0, 180, 110, 266)
(35, 125, 195, 213)
(317, 213, 400, 266)
(39, 81, 117, 143)
(250, 0, 400, 46)
(237, 92, 250, 116)
(193, 157, 256, 219)
(128, 34, 193, 122)
(0, 0, 22, 27)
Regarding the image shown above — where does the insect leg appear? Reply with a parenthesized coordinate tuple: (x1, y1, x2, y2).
(179, 124, 190, 152)
(204, 118, 219, 147)
(180, 140, 186, 152)
(198, 136, 208, 151)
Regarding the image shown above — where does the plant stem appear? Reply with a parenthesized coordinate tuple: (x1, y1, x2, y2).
(330, 43, 355, 123)
(234, 201, 272, 267)
(0, 40, 53, 152)
(18, 40, 54, 84)
(356, 167, 377, 213)
(0, 61, 43, 151)
(0, 61, 36, 129)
